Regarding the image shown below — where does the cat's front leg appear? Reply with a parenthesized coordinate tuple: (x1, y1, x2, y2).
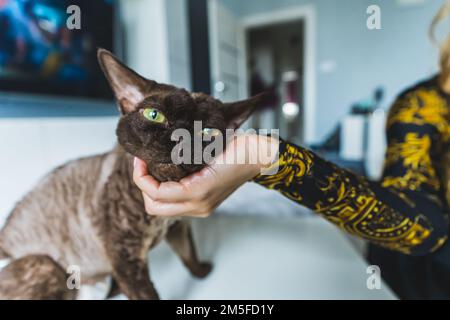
(166, 220, 212, 278)
(107, 246, 159, 300)
(103, 223, 159, 300)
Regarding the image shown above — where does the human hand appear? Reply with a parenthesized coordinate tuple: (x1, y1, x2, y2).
(133, 134, 279, 218)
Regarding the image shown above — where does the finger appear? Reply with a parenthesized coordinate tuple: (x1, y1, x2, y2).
(143, 188, 231, 218)
(133, 158, 160, 196)
(179, 165, 216, 187)
(143, 193, 201, 217)
(152, 181, 191, 202)
(133, 159, 204, 203)
(133, 158, 188, 201)
(144, 166, 218, 203)
(133, 157, 148, 178)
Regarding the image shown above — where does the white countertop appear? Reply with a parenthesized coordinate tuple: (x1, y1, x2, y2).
(142, 215, 396, 300)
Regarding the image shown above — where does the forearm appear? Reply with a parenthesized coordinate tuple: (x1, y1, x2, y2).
(253, 139, 448, 255)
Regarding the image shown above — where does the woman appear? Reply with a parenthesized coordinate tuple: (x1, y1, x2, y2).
(133, 3, 450, 299)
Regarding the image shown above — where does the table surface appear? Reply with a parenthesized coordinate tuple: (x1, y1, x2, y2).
(137, 215, 397, 300)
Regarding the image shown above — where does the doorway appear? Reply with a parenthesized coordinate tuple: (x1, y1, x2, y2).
(208, 1, 316, 145)
(246, 20, 304, 144)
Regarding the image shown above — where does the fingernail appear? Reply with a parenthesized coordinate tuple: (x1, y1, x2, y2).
(133, 157, 138, 167)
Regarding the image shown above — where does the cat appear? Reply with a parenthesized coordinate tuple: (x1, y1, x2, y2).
(0, 49, 266, 300)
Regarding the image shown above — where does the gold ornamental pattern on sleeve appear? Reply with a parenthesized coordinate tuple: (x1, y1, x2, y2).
(382, 88, 449, 192)
(387, 88, 449, 139)
(313, 169, 434, 254)
(254, 144, 314, 203)
(255, 143, 437, 254)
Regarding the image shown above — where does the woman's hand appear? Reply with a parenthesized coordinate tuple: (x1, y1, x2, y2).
(133, 134, 279, 218)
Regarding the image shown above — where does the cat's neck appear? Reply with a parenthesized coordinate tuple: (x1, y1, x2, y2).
(110, 144, 136, 180)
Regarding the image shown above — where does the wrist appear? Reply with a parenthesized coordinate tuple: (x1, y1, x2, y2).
(225, 134, 280, 179)
(247, 134, 280, 171)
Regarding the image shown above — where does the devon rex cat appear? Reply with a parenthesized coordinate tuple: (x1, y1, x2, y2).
(0, 49, 266, 300)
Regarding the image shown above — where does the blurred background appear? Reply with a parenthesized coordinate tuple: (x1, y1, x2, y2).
(0, 0, 447, 299)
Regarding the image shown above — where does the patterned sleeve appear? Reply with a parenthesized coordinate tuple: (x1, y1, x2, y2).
(254, 87, 449, 255)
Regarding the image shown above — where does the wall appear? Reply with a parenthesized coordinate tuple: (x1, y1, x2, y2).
(0, 117, 117, 224)
(0, 0, 191, 224)
(119, 0, 191, 89)
(221, 0, 445, 143)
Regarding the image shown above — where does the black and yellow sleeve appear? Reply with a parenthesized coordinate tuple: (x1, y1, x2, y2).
(254, 86, 449, 256)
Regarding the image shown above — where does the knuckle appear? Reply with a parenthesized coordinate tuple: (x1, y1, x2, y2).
(201, 189, 213, 201)
(194, 189, 207, 201)
(193, 186, 213, 201)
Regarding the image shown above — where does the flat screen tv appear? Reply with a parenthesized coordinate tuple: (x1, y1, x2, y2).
(0, 0, 116, 100)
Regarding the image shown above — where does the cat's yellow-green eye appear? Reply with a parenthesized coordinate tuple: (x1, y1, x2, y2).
(142, 108, 167, 124)
(202, 128, 221, 137)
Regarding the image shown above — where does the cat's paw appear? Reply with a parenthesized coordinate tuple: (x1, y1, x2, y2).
(192, 262, 213, 279)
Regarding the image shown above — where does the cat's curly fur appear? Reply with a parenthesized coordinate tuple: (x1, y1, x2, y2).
(0, 49, 266, 300)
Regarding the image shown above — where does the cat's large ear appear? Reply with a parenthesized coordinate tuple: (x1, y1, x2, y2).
(222, 92, 269, 129)
(97, 48, 149, 114)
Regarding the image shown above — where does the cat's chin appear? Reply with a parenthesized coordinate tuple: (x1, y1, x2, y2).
(148, 162, 204, 182)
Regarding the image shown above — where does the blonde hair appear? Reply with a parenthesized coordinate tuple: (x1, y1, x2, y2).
(430, 1, 450, 81)
(430, 2, 450, 207)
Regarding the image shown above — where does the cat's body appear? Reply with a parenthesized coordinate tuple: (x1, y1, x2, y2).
(1, 147, 171, 274)
(0, 147, 188, 299)
(0, 49, 265, 300)
(2, 152, 119, 277)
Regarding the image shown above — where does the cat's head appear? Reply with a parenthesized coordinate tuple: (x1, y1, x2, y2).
(98, 49, 266, 181)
